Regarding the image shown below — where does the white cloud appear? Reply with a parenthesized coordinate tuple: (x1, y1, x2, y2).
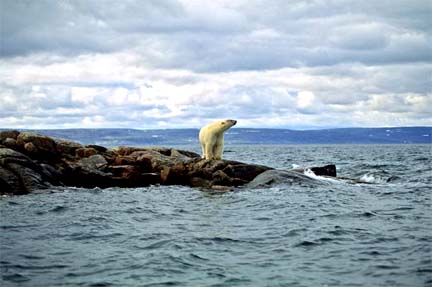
(297, 91, 316, 109)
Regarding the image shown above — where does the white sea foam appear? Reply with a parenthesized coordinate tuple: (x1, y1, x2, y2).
(303, 169, 342, 184)
(358, 174, 387, 184)
(359, 174, 376, 183)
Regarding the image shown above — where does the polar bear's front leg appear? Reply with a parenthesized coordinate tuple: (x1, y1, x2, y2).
(201, 143, 207, 159)
(213, 135, 224, 160)
(205, 142, 215, 160)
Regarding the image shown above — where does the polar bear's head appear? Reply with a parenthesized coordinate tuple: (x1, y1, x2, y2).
(218, 119, 237, 131)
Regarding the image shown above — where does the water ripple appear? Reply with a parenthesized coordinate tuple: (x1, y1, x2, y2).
(1, 144, 430, 287)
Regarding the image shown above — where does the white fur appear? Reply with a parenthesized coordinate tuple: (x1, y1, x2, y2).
(199, 119, 237, 160)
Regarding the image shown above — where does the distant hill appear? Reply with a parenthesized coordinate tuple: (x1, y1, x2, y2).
(3, 127, 430, 146)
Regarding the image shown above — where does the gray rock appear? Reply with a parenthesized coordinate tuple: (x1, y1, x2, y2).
(0, 148, 57, 195)
(246, 170, 325, 188)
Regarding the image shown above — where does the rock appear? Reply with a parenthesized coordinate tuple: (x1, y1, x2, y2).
(76, 154, 108, 169)
(112, 146, 146, 156)
(222, 162, 271, 182)
(246, 170, 325, 188)
(0, 131, 343, 194)
(55, 139, 82, 156)
(24, 142, 38, 153)
(311, 164, 337, 177)
(160, 162, 188, 185)
(2, 138, 19, 150)
(16, 132, 57, 156)
(211, 185, 235, 192)
(86, 144, 107, 153)
(0, 130, 19, 142)
(61, 165, 113, 189)
(113, 155, 136, 166)
(190, 177, 212, 188)
(113, 154, 153, 171)
(184, 159, 271, 187)
(0, 166, 22, 194)
(0, 148, 59, 195)
(291, 164, 337, 177)
(110, 166, 160, 187)
(75, 147, 98, 158)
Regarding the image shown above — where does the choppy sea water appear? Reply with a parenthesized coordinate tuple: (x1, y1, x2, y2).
(1, 144, 431, 287)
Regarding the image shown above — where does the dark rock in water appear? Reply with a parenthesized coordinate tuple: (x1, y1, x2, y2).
(311, 164, 337, 177)
(0, 148, 59, 195)
(0, 130, 340, 195)
(246, 170, 325, 188)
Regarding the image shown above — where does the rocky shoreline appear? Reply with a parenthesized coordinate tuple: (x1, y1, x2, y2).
(0, 131, 337, 195)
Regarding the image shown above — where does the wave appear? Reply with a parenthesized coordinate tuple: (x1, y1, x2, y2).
(303, 169, 343, 184)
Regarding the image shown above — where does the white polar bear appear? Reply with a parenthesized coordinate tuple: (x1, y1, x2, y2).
(199, 119, 237, 160)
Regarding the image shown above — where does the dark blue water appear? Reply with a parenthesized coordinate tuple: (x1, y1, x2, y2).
(1, 145, 431, 286)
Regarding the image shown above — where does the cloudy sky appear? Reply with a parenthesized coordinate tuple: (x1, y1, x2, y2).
(1, 0, 431, 129)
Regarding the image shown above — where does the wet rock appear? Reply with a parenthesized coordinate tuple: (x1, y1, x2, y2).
(246, 170, 323, 188)
(0, 148, 59, 195)
(310, 164, 337, 177)
(291, 164, 337, 177)
(222, 162, 271, 182)
(61, 165, 113, 188)
(190, 177, 212, 188)
(0, 165, 22, 194)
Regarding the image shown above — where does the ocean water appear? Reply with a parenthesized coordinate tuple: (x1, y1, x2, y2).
(1, 144, 431, 287)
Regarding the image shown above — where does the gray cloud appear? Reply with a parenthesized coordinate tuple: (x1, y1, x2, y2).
(0, 0, 431, 129)
(2, 0, 431, 71)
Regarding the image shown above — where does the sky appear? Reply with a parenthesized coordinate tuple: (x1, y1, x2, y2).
(0, 0, 431, 129)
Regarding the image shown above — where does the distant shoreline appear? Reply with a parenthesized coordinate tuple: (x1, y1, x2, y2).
(0, 127, 429, 145)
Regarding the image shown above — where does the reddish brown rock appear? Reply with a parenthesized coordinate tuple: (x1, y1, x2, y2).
(0, 131, 340, 195)
(75, 147, 98, 158)
(55, 139, 82, 156)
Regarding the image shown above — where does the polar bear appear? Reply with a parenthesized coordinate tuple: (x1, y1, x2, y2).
(199, 119, 237, 160)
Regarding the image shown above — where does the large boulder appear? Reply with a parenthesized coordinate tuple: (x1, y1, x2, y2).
(0, 148, 61, 195)
(15, 132, 58, 159)
(246, 170, 325, 188)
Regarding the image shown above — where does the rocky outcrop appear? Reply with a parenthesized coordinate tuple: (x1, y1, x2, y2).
(0, 130, 337, 195)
